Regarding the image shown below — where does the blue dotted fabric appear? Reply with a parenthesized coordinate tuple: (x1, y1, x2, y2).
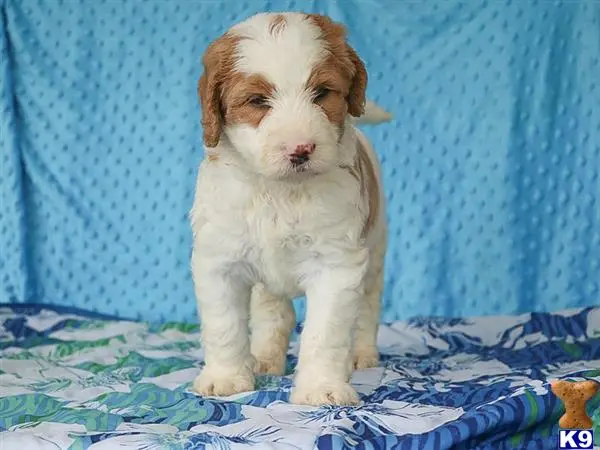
(1, 0, 599, 323)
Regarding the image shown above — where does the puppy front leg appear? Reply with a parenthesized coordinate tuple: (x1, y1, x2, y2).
(291, 253, 368, 406)
(192, 262, 255, 397)
(250, 283, 295, 376)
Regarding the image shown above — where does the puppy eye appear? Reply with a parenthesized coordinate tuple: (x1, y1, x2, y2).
(247, 94, 269, 108)
(313, 86, 331, 102)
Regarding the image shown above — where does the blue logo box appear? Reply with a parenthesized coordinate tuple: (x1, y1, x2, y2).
(558, 430, 594, 450)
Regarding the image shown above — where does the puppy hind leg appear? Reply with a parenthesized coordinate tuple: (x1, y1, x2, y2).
(352, 243, 384, 370)
(250, 283, 295, 376)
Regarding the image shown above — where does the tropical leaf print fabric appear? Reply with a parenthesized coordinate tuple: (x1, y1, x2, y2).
(0, 304, 599, 449)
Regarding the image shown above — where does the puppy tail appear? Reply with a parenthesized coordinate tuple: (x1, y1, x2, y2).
(355, 100, 393, 125)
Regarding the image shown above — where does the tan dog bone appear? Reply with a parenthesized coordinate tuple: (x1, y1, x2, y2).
(550, 379, 599, 429)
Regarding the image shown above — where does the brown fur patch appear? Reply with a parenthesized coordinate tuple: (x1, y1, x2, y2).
(222, 73, 275, 128)
(306, 14, 367, 118)
(198, 33, 240, 147)
(199, 32, 277, 144)
(343, 139, 380, 237)
(269, 14, 287, 36)
(358, 141, 380, 237)
(306, 63, 349, 127)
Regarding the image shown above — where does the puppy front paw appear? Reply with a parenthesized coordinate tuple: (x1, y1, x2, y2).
(193, 366, 255, 397)
(290, 380, 360, 406)
(352, 346, 379, 370)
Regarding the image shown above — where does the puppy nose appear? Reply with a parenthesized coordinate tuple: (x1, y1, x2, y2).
(288, 142, 315, 167)
(293, 143, 316, 156)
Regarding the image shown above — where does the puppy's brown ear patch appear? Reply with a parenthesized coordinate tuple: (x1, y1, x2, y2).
(198, 33, 239, 148)
(198, 73, 220, 148)
(346, 46, 367, 117)
(306, 14, 367, 118)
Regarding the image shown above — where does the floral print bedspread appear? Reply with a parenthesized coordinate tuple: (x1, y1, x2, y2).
(0, 304, 599, 449)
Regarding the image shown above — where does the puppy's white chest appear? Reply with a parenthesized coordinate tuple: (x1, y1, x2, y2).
(245, 197, 318, 296)
(193, 164, 365, 297)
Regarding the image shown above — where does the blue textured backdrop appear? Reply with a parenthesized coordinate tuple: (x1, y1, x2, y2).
(1, 0, 599, 323)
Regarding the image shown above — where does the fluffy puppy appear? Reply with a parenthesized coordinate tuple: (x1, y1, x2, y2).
(190, 12, 388, 406)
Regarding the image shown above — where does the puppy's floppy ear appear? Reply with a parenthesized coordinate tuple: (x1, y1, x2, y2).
(198, 72, 221, 148)
(198, 33, 237, 148)
(345, 44, 367, 118)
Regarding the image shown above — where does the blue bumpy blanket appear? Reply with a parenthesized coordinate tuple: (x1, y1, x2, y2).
(1, 304, 599, 449)
(2, 0, 599, 323)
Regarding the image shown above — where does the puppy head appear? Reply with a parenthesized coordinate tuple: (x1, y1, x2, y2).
(198, 12, 367, 178)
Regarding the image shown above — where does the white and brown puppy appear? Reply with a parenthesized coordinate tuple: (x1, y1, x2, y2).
(190, 12, 388, 406)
